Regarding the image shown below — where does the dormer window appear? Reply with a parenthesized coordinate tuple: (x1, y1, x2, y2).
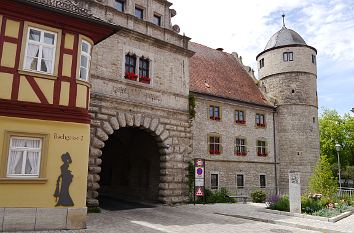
(283, 52, 293, 61)
(135, 7, 144, 19)
(153, 14, 162, 26)
(115, 0, 125, 12)
(259, 58, 264, 68)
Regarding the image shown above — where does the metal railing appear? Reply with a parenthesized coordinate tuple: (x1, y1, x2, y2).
(338, 187, 354, 197)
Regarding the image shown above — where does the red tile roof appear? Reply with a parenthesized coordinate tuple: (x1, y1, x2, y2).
(189, 42, 272, 107)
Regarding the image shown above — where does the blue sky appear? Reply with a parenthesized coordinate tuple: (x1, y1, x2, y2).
(171, 0, 354, 116)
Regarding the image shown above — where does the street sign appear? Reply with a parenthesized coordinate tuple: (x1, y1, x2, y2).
(195, 186, 204, 196)
(194, 158, 205, 202)
(195, 167, 204, 179)
(195, 178, 204, 186)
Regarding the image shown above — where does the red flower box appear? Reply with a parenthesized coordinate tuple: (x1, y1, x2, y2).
(256, 123, 266, 127)
(257, 153, 268, 157)
(139, 76, 151, 84)
(209, 150, 221, 155)
(236, 120, 246, 124)
(210, 116, 221, 121)
(235, 152, 247, 156)
(124, 72, 138, 81)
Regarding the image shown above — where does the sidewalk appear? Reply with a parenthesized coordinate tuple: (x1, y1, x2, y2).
(181, 203, 354, 233)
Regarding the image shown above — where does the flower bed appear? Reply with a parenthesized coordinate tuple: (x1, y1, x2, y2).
(266, 194, 353, 218)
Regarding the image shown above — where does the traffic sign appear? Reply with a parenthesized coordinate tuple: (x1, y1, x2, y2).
(195, 178, 204, 186)
(195, 167, 204, 179)
(195, 186, 204, 196)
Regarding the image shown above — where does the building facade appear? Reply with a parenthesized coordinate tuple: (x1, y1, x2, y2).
(0, 0, 117, 231)
(85, 0, 194, 207)
(190, 25, 320, 196)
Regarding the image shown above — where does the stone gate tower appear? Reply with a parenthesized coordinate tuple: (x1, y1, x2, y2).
(256, 25, 320, 193)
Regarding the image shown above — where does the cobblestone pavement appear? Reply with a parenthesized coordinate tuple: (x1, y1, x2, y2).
(8, 202, 354, 233)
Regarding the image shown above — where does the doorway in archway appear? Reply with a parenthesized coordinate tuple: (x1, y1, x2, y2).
(98, 127, 160, 208)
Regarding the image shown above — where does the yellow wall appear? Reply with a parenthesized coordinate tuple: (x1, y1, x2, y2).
(0, 73, 13, 100)
(76, 84, 87, 108)
(1, 42, 17, 68)
(64, 33, 74, 50)
(18, 75, 41, 103)
(62, 54, 72, 78)
(0, 116, 89, 208)
(35, 78, 54, 104)
(5, 19, 20, 38)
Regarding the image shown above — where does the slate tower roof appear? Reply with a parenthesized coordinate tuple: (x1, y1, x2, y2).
(264, 27, 307, 50)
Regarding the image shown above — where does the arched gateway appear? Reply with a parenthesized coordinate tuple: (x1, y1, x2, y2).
(87, 111, 191, 207)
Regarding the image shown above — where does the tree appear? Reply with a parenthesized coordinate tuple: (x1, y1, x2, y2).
(309, 156, 338, 198)
(319, 109, 354, 167)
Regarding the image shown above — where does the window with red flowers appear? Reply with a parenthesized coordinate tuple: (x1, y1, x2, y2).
(139, 58, 150, 84)
(256, 113, 266, 127)
(235, 138, 247, 156)
(256, 140, 267, 156)
(125, 54, 137, 81)
(209, 105, 221, 121)
(235, 110, 246, 124)
(209, 135, 221, 155)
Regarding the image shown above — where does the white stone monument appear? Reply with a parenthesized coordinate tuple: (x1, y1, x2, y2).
(289, 171, 301, 213)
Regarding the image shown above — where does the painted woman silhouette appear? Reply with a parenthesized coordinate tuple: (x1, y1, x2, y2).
(54, 152, 74, 206)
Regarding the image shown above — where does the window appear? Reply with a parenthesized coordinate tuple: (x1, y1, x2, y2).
(24, 27, 57, 74)
(235, 138, 247, 156)
(312, 54, 316, 64)
(79, 40, 91, 81)
(235, 110, 245, 124)
(209, 135, 221, 155)
(255, 113, 265, 127)
(153, 14, 162, 26)
(236, 174, 244, 189)
(283, 52, 293, 61)
(115, 0, 125, 12)
(139, 57, 150, 84)
(257, 140, 267, 156)
(211, 173, 218, 189)
(259, 58, 264, 68)
(209, 105, 221, 121)
(124, 54, 137, 80)
(135, 7, 144, 19)
(6, 137, 42, 177)
(260, 175, 266, 188)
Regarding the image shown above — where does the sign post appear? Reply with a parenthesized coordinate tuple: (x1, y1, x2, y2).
(194, 158, 205, 205)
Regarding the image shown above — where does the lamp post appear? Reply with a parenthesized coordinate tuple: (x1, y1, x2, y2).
(335, 143, 342, 196)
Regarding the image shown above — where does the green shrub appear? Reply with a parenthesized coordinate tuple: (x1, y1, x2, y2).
(88, 207, 101, 213)
(312, 204, 350, 218)
(251, 190, 267, 203)
(309, 156, 338, 198)
(268, 195, 289, 212)
(301, 196, 323, 214)
(196, 188, 235, 204)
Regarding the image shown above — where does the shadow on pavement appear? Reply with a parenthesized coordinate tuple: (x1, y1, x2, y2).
(99, 195, 157, 211)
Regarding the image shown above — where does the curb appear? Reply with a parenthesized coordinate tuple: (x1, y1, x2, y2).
(214, 212, 348, 233)
(261, 208, 353, 223)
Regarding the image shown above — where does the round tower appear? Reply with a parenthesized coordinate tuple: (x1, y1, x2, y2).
(256, 25, 320, 194)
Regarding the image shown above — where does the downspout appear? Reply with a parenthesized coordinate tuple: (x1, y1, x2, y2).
(273, 108, 278, 195)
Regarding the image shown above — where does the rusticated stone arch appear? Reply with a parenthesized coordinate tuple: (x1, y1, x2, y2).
(87, 111, 191, 207)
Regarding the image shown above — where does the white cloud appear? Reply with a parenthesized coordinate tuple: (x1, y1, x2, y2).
(171, 0, 354, 114)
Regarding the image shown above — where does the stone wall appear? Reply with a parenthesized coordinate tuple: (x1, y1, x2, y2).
(257, 46, 317, 79)
(258, 45, 320, 194)
(87, 98, 193, 206)
(191, 93, 277, 196)
(86, 0, 193, 206)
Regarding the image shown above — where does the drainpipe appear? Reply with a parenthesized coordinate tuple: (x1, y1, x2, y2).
(273, 108, 278, 195)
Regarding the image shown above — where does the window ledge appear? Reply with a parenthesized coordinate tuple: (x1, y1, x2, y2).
(19, 70, 57, 80)
(76, 79, 91, 87)
(0, 178, 47, 184)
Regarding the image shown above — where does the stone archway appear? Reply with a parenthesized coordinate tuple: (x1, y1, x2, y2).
(87, 111, 191, 207)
